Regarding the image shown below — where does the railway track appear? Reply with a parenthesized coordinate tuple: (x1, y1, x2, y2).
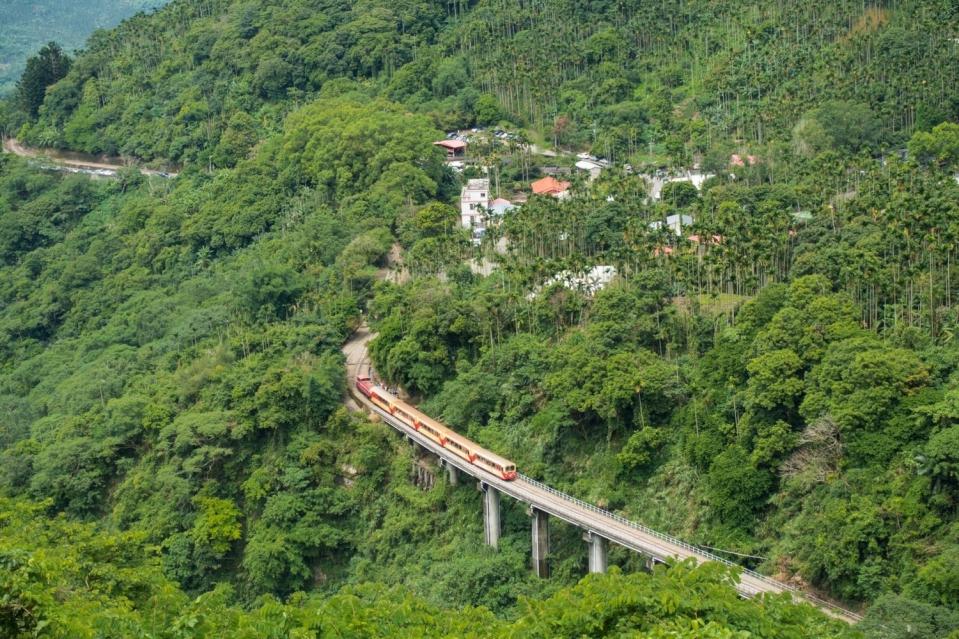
(341, 325, 863, 625)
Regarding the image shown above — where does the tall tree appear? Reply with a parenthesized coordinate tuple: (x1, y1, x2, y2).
(17, 42, 71, 118)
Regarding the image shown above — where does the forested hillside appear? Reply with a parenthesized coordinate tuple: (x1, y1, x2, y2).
(0, 0, 166, 95)
(1, 498, 859, 638)
(2, 0, 959, 637)
(7, 0, 958, 165)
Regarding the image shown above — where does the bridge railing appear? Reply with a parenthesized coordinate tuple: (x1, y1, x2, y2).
(364, 393, 860, 622)
(518, 474, 862, 622)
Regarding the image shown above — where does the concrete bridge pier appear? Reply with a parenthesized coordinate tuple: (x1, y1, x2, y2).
(644, 555, 665, 572)
(480, 483, 501, 548)
(412, 463, 435, 490)
(530, 507, 549, 578)
(584, 531, 608, 574)
(447, 464, 459, 487)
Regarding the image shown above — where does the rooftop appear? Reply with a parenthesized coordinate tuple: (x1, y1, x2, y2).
(532, 176, 571, 195)
(530, 265, 617, 299)
(464, 178, 490, 191)
(435, 139, 468, 150)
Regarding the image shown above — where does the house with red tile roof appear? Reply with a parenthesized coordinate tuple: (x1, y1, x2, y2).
(531, 176, 571, 197)
(435, 139, 467, 158)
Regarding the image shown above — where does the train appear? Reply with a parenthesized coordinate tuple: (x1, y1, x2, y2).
(355, 376, 518, 481)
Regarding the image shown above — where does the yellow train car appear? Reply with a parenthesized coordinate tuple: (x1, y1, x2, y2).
(355, 377, 517, 480)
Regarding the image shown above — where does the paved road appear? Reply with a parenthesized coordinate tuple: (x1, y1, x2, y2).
(342, 326, 862, 624)
(2, 137, 177, 178)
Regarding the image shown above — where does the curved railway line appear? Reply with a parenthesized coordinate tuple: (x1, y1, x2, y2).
(343, 324, 863, 625)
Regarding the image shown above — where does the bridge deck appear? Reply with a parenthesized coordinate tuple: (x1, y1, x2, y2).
(343, 326, 862, 624)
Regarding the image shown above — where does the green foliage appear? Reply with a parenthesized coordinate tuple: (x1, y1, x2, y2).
(909, 122, 959, 169)
(475, 94, 503, 126)
(859, 594, 959, 639)
(271, 97, 443, 205)
(10, 0, 959, 165)
(801, 338, 930, 464)
(238, 264, 306, 320)
(0, 497, 859, 638)
(909, 548, 959, 608)
(745, 348, 804, 416)
(15, 42, 70, 118)
(191, 496, 242, 556)
(4, 0, 959, 632)
(0, 497, 187, 638)
(617, 427, 667, 472)
(920, 426, 959, 494)
(706, 447, 773, 530)
(511, 563, 855, 639)
(0, 92, 426, 605)
(793, 101, 881, 156)
(661, 180, 700, 209)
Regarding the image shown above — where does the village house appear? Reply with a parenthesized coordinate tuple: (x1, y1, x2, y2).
(531, 176, 571, 198)
(575, 158, 604, 180)
(649, 214, 693, 236)
(435, 139, 467, 159)
(460, 180, 515, 230)
(460, 178, 490, 228)
(648, 171, 714, 201)
(488, 197, 515, 219)
(528, 265, 617, 300)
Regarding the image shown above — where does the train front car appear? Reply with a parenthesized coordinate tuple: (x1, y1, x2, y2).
(355, 376, 374, 398)
(357, 377, 394, 415)
(473, 449, 518, 481)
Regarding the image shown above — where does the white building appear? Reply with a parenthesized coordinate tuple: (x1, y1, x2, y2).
(649, 214, 693, 236)
(460, 178, 491, 229)
(647, 171, 714, 201)
(529, 265, 618, 300)
(575, 158, 605, 181)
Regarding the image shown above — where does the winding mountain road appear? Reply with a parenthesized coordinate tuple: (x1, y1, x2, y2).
(342, 325, 863, 625)
(2, 137, 177, 178)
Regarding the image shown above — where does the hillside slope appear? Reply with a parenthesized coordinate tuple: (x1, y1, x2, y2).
(0, 0, 166, 95)
(1, 0, 959, 637)
(9, 0, 959, 165)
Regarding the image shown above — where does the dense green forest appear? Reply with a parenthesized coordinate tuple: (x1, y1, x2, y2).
(2, 0, 959, 637)
(1, 497, 860, 638)
(6, 0, 958, 165)
(0, 0, 166, 96)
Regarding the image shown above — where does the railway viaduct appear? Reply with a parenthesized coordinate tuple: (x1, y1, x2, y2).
(343, 326, 863, 625)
